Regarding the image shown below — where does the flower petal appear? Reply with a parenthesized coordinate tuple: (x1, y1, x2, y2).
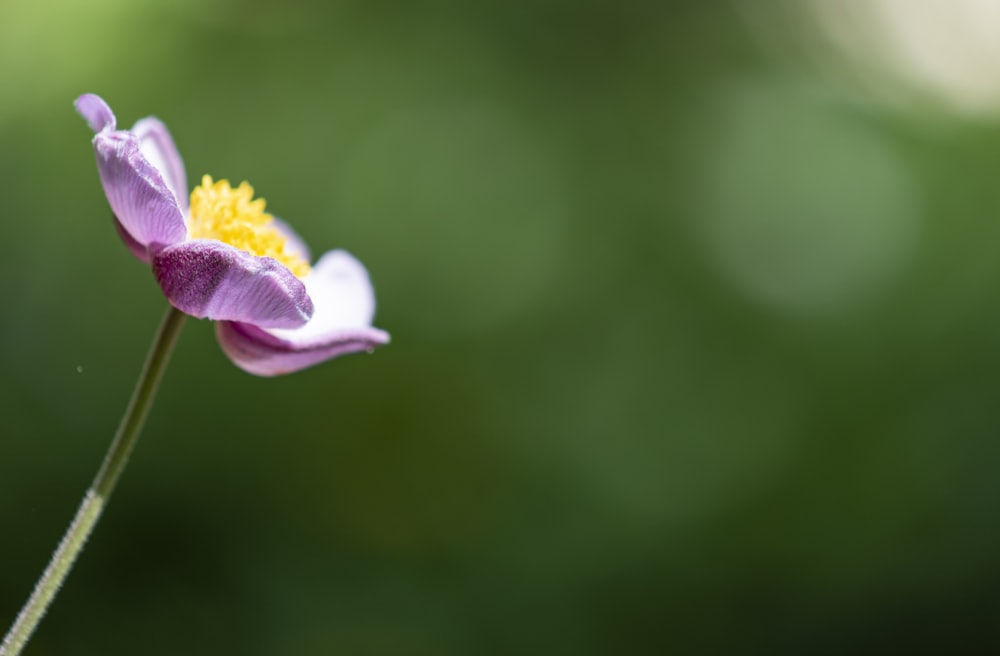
(215, 250, 389, 376)
(75, 94, 116, 132)
(91, 129, 188, 251)
(77, 95, 188, 254)
(113, 216, 151, 263)
(132, 117, 188, 211)
(216, 323, 389, 376)
(152, 240, 314, 328)
(273, 250, 377, 338)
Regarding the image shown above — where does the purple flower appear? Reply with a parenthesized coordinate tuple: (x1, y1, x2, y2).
(75, 93, 389, 376)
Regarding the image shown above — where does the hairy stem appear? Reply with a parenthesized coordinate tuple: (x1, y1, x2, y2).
(1, 306, 186, 656)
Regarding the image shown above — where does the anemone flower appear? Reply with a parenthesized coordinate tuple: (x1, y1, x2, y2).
(74, 93, 389, 375)
(0, 95, 393, 656)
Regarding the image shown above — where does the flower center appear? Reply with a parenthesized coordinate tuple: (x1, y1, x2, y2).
(188, 175, 311, 278)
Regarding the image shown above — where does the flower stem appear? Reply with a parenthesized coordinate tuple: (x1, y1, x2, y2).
(1, 306, 186, 656)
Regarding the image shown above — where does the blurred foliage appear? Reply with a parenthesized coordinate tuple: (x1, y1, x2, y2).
(3, 0, 1000, 654)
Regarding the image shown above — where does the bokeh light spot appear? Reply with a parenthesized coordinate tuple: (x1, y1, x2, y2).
(743, 0, 1000, 117)
(696, 83, 921, 314)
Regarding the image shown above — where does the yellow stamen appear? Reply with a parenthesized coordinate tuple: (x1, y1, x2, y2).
(188, 175, 311, 278)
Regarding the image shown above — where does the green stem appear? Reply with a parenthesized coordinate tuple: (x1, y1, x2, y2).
(1, 306, 186, 656)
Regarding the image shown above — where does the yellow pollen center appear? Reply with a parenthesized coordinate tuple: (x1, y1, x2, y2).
(188, 175, 311, 278)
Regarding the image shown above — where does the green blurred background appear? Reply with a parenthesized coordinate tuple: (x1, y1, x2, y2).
(3, 0, 1000, 653)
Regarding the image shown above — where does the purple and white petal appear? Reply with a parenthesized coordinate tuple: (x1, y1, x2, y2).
(75, 94, 116, 132)
(91, 130, 188, 250)
(216, 322, 388, 376)
(152, 240, 314, 328)
(274, 249, 378, 340)
(132, 117, 188, 211)
(214, 250, 389, 376)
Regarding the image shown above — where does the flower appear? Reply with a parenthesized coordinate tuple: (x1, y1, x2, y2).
(75, 93, 389, 376)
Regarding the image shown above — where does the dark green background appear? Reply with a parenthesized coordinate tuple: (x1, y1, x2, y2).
(3, 1, 1000, 654)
